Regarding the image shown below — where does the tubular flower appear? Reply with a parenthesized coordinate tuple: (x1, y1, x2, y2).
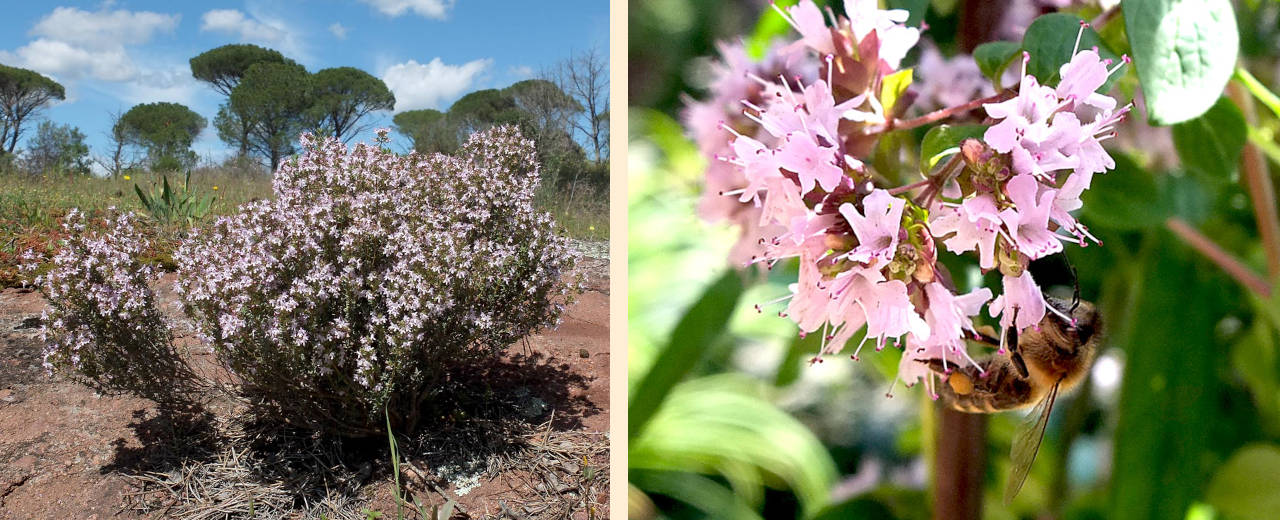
(687, 10, 1128, 398)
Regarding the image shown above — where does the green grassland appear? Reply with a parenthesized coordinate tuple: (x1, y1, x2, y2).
(0, 169, 606, 287)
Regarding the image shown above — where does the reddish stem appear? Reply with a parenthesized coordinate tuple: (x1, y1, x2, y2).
(890, 91, 1014, 132)
(1167, 218, 1272, 298)
(889, 179, 933, 195)
(1228, 82, 1280, 279)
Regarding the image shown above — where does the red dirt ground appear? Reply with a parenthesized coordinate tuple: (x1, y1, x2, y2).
(0, 258, 609, 519)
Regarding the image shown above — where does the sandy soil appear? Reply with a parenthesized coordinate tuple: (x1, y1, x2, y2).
(0, 248, 609, 519)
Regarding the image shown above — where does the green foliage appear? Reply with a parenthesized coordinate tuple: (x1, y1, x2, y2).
(973, 41, 1021, 86)
(229, 61, 313, 170)
(1171, 96, 1247, 178)
(1205, 444, 1280, 520)
(133, 171, 214, 226)
(919, 124, 986, 174)
(1110, 233, 1233, 520)
(0, 63, 66, 154)
(630, 374, 839, 518)
(1021, 13, 1119, 90)
(1123, 0, 1239, 125)
(117, 102, 207, 172)
(1080, 153, 1164, 230)
(189, 43, 296, 97)
(393, 109, 456, 154)
(629, 270, 744, 439)
(25, 120, 90, 175)
(308, 67, 395, 142)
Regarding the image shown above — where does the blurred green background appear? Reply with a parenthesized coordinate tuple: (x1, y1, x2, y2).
(628, 1, 1280, 519)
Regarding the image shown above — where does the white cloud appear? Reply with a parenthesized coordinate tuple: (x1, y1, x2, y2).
(0, 7, 178, 84)
(509, 65, 534, 79)
(382, 57, 492, 112)
(360, 0, 455, 20)
(201, 9, 285, 43)
(198, 9, 308, 62)
(111, 67, 203, 107)
(30, 7, 179, 47)
(1, 38, 135, 82)
(329, 23, 348, 40)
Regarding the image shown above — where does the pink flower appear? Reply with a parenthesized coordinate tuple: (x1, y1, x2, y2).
(776, 131, 846, 193)
(1057, 49, 1116, 115)
(922, 282, 992, 345)
(776, 0, 835, 56)
(929, 194, 1001, 269)
(989, 270, 1046, 332)
(999, 174, 1064, 260)
(862, 279, 929, 349)
(844, 0, 920, 69)
(840, 190, 905, 263)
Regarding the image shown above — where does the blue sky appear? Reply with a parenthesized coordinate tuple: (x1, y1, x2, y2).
(0, 0, 609, 167)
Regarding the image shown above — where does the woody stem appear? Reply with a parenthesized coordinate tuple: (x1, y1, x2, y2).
(889, 91, 1014, 132)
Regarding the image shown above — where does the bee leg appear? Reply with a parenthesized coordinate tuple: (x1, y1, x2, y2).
(1008, 319, 1029, 378)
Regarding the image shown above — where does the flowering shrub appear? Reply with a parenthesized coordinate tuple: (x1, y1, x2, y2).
(176, 127, 578, 436)
(685, 0, 1129, 398)
(24, 209, 197, 406)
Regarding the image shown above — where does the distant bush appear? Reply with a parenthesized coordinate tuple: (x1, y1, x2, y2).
(24, 210, 197, 406)
(24, 121, 90, 175)
(175, 127, 579, 435)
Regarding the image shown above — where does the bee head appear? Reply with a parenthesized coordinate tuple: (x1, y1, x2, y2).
(1046, 296, 1101, 349)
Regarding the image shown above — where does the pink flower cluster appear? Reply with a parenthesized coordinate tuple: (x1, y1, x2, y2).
(685, 4, 1128, 397)
(176, 127, 579, 434)
(23, 210, 194, 404)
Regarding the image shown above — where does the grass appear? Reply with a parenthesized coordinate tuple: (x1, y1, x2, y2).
(535, 184, 609, 242)
(0, 168, 607, 288)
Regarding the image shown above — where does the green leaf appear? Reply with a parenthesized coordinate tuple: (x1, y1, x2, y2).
(880, 68, 914, 116)
(1205, 444, 1280, 519)
(747, 0, 798, 60)
(630, 375, 838, 517)
(1021, 13, 1119, 89)
(629, 270, 745, 439)
(919, 124, 986, 174)
(1232, 321, 1280, 434)
(1081, 153, 1163, 230)
(1171, 96, 1247, 178)
(973, 41, 1022, 86)
(1124, 0, 1239, 125)
(631, 470, 765, 520)
(1111, 232, 1228, 520)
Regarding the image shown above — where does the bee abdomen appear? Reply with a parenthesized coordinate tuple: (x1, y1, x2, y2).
(926, 357, 1036, 414)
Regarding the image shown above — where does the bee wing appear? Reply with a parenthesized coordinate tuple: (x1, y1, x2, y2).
(1003, 379, 1060, 505)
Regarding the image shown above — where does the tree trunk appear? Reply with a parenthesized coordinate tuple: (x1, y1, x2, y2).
(934, 405, 986, 520)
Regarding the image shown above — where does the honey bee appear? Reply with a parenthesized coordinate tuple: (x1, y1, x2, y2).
(921, 296, 1102, 503)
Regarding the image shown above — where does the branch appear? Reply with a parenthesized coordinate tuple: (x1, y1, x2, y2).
(1228, 80, 1280, 279)
(1167, 218, 1271, 298)
(889, 91, 1014, 132)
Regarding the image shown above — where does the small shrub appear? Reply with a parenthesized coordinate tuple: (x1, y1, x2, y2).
(176, 127, 579, 436)
(24, 209, 197, 406)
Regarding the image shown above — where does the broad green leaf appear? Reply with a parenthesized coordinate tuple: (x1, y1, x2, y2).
(887, 0, 929, 27)
(1171, 96, 1247, 178)
(1081, 153, 1163, 230)
(1231, 321, 1280, 434)
(1111, 233, 1228, 520)
(1124, 0, 1239, 125)
(919, 124, 986, 174)
(630, 374, 838, 517)
(1205, 444, 1280, 520)
(1021, 13, 1119, 90)
(629, 270, 745, 439)
(881, 68, 914, 116)
(631, 470, 764, 520)
(973, 41, 1022, 86)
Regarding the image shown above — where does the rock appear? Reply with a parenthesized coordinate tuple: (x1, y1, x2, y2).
(13, 316, 41, 330)
(578, 348, 590, 359)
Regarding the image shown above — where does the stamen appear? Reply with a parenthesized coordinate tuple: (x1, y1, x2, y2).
(825, 54, 834, 87)
(1073, 21, 1089, 56)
